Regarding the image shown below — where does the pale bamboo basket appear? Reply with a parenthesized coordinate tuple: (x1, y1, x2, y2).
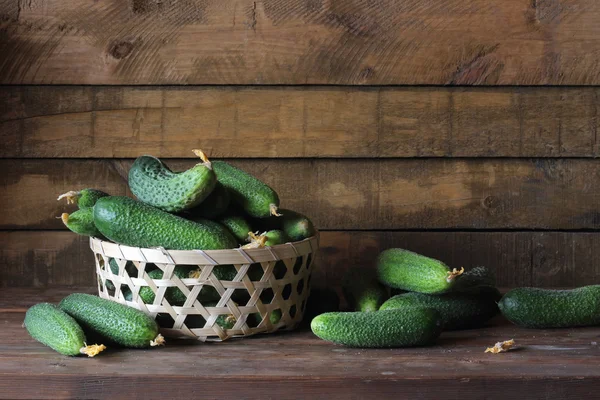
(90, 234, 318, 341)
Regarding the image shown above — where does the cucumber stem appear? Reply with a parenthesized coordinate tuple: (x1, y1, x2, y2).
(192, 149, 212, 170)
(57, 191, 81, 205)
(446, 267, 465, 283)
(270, 204, 282, 217)
(60, 213, 70, 227)
(150, 334, 166, 347)
(80, 343, 106, 357)
(242, 232, 267, 249)
(485, 339, 515, 354)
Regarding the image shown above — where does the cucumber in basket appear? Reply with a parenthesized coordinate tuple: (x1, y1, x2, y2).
(57, 188, 109, 208)
(93, 196, 238, 250)
(128, 149, 216, 212)
(24, 303, 106, 357)
(61, 209, 103, 237)
(212, 161, 280, 218)
(60, 293, 165, 348)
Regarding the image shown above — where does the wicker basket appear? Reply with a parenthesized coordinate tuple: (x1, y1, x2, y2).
(89, 235, 318, 341)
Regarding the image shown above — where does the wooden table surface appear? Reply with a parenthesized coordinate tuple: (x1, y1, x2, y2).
(2, 288, 600, 399)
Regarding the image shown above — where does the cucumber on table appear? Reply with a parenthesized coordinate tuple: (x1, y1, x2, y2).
(380, 287, 501, 330)
(212, 161, 280, 218)
(24, 303, 106, 357)
(499, 286, 600, 328)
(128, 150, 216, 212)
(93, 196, 237, 250)
(57, 189, 109, 208)
(311, 308, 443, 348)
(377, 249, 463, 294)
(60, 293, 164, 348)
(61, 209, 102, 237)
(343, 270, 388, 312)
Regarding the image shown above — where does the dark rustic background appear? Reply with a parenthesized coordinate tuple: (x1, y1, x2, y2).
(1, 0, 599, 291)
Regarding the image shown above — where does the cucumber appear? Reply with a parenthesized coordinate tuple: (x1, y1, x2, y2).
(128, 150, 216, 212)
(59, 293, 165, 348)
(93, 196, 237, 250)
(311, 308, 443, 348)
(380, 287, 501, 330)
(57, 189, 109, 208)
(24, 303, 106, 357)
(377, 249, 463, 294)
(280, 209, 316, 241)
(61, 209, 102, 237)
(342, 271, 388, 312)
(219, 214, 252, 244)
(453, 266, 496, 292)
(499, 286, 600, 329)
(303, 288, 340, 323)
(185, 182, 231, 219)
(212, 161, 280, 218)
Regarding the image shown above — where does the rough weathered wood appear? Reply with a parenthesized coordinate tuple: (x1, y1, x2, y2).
(3, 159, 600, 230)
(2, 86, 599, 158)
(3, 231, 600, 289)
(2, 310, 600, 399)
(2, 0, 600, 85)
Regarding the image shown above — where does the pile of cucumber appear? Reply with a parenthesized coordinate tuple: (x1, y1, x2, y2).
(58, 150, 316, 250)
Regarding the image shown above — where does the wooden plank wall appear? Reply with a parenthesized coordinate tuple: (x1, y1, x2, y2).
(1, 0, 599, 290)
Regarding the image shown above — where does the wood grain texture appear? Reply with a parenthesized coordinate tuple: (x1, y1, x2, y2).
(2, 86, 599, 158)
(2, 310, 600, 399)
(3, 231, 599, 289)
(3, 158, 600, 230)
(2, 0, 600, 85)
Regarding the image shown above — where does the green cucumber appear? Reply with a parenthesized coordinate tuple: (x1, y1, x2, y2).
(128, 150, 216, 212)
(185, 182, 231, 219)
(311, 308, 443, 348)
(343, 271, 388, 312)
(93, 196, 237, 250)
(219, 214, 252, 244)
(57, 189, 109, 208)
(377, 249, 463, 294)
(212, 161, 280, 218)
(61, 209, 102, 237)
(60, 293, 164, 348)
(380, 287, 501, 330)
(247, 230, 291, 248)
(24, 303, 106, 357)
(281, 209, 316, 241)
(499, 286, 600, 329)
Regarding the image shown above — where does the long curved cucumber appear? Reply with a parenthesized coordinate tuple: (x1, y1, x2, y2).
(499, 286, 600, 328)
(61, 209, 102, 237)
(128, 150, 216, 212)
(93, 196, 238, 250)
(24, 303, 106, 357)
(311, 308, 443, 348)
(212, 161, 280, 218)
(57, 189, 109, 208)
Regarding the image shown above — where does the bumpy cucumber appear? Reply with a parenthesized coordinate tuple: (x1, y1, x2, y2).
(212, 161, 280, 218)
(24, 303, 105, 357)
(311, 308, 443, 348)
(219, 214, 252, 244)
(453, 266, 496, 292)
(499, 286, 600, 328)
(380, 287, 501, 330)
(281, 209, 316, 241)
(60, 293, 164, 348)
(57, 189, 109, 208)
(128, 150, 216, 212)
(304, 288, 340, 323)
(93, 196, 237, 250)
(343, 271, 388, 312)
(377, 249, 463, 294)
(61, 209, 102, 237)
(186, 182, 231, 219)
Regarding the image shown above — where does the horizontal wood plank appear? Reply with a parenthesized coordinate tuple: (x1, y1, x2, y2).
(3, 231, 599, 289)
(2, 86, 599, 158)
(1, 311, 600, 399)
(2, 159, 600, 230)
(2, 0, 600, 85)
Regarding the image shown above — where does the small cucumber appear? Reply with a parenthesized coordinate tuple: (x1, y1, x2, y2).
(280, 209, 316, 241)
(93, 196, 238, 250)
(57, 189, 109, 208)
(219, 214, 252, 244)
(311, 308, 443, 348)
(24, 303, 106, 357)
(128, 150, 216, 212)
(380, 287, 501, 330)
(60, 293, 165, 348)
(61, 209, 102, 237)
(343, 270, 388, 312)
(377, 249, 463, 294)
(499, 286, 600, 329)
(185, 182, 231, 220)
(212, 161, 280, 218)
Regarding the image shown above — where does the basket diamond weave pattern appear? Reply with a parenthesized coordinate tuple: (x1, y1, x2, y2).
(90, 235, 318, 341)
